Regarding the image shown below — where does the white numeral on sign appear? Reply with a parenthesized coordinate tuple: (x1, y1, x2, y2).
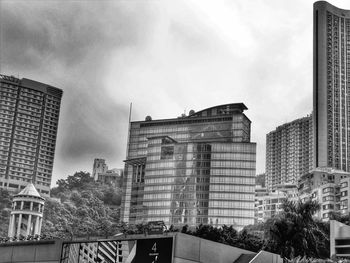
(152, 242, 157, 252)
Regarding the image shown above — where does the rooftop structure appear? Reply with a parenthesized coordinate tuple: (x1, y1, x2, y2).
(8, 183, 45, 239)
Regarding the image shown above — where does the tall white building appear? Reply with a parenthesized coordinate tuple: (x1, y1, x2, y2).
(314, 1, 350, 172)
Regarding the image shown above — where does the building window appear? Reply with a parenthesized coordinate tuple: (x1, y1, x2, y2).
(322, 204, 334, 210)
(323, 196, 334, 202)
(341, 182, 348, 188)
(341, 191, 348, 197)
(340, 200, 348, 210)
(160, 146, 174, 160)
(323, 187, 334, 194)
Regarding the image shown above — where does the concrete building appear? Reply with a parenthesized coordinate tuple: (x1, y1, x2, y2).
(7, 183, 45, 238)
(121, 103, 256, 230)
(98, 168, 123, 188)
(92, 158, 108, 181)
(0, 233, 282, 263)
(298, 167, 350, 220)
(266, 115, 313, 192)
(255, 184, 298, 222)
(254, 185, 268, 224)
(339, 176, 350, 215)
(313, 1, 350, 172)
(0, 75, 63, 196)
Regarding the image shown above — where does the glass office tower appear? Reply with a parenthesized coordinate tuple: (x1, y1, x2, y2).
(0, 75, 62, 196)
(121, 103, 256, 230)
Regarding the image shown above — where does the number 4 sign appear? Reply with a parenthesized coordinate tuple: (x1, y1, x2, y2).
(152, 243, 157, 252)
(135, 238, 173, 263)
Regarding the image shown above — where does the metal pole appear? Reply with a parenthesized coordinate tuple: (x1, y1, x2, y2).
(125, 103, 132, 158)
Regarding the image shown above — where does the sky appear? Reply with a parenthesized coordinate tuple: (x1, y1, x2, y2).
(2, 0, 350, 188)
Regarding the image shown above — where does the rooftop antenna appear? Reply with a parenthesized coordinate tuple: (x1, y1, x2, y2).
(126, 103, 132, 158)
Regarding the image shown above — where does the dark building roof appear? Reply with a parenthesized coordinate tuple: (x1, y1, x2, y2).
(134, 103, 249, 126)
(188, 103, 248, 118)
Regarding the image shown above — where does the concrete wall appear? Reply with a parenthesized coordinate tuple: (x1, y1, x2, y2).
(0, 240, 62, 263)
(173, 232, 255, 263)
(0, 233, 282, 263)
(330, 220, 350, 258)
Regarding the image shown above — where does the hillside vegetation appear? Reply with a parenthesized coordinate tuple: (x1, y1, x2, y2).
(0, 171, 122, 239)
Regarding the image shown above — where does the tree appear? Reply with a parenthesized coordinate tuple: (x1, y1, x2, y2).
(235, 229, 263, 252)
(264, 200, 329, 259)
(0, 189, 11, 237)
(51, 171, 95, 197)
(193, 224, 222, 242)
(219, 225, 238, 246)
(41, 191, 121, 239)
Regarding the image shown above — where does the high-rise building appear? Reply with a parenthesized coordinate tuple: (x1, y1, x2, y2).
(314, 1, 350, 171)
(121, 103, 256, 230)
(265, 115, 313, 191)
(0, 74, 63, 196)
(92, 158, 108, 181)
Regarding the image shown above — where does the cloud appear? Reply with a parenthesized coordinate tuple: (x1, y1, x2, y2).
(2, 0, 350, 184)
(0, 1, 151, 70)
(0, 0, 157, 182)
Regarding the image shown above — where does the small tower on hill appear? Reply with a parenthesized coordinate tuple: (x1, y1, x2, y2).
(8, 183, 45, 238)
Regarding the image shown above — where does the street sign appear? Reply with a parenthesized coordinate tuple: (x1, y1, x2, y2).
(134, 237, 173, 263)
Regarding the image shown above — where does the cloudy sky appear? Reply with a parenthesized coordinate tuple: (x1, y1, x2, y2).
(2, 0, 350, 187)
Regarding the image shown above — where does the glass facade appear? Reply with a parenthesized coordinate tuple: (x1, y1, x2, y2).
(121, 103, 256, 230)
(0, 75, 62, 196)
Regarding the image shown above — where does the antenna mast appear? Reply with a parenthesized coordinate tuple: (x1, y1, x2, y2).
(126, 103, 132, 158)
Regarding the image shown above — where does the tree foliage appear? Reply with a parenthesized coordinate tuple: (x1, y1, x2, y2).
(41, 171, 123, 238)
(179, 223, 262, 252)
(51, 171, 122, 206)
(0, 189, 11, 237)
(41, 190, 121, 239)
(51, 171, 95, 194)
(0, 172, 123, 239)
(0, 173, 341, 261)
(263, 200, 329, 259)
(175, 199, 332, 260)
